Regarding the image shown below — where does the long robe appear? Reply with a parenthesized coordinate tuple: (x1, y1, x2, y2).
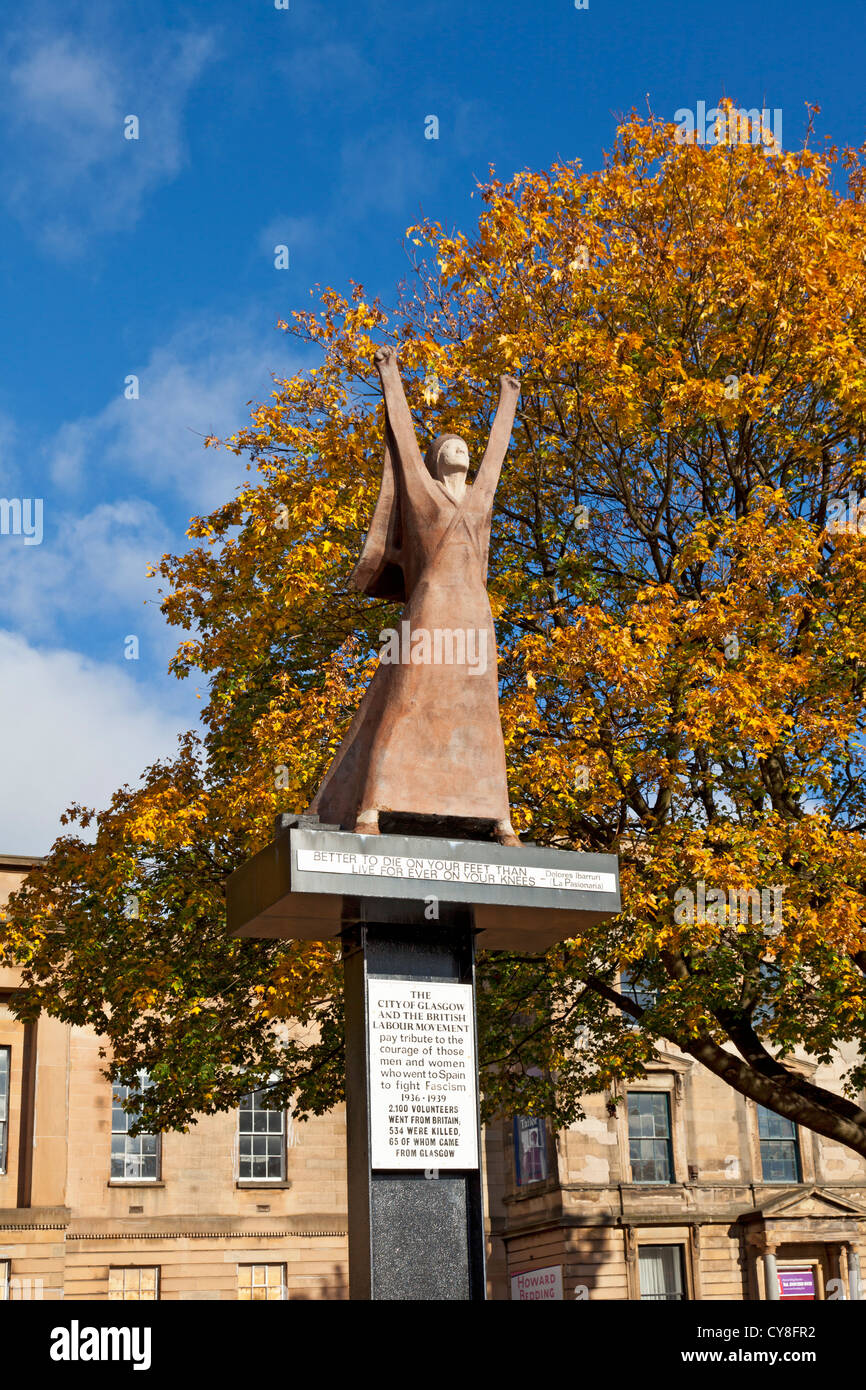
(309, 366, 519, 831)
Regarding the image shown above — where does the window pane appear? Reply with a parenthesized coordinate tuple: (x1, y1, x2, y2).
(650, 1095, 670, 1133)
(757, 1106, 800, 1182)
(109, 1267, 159, 1301)
(0, 1048, 9, 1120)
(111, 1074, 159, 1180)
(639, 1245, 685, 1300)
(761, 1139, 799, 1183)
(238, 1089, 285, 1179)
(628, 1093, 673, 1182)
(758, 1105, 796, 1140)
(630, 1139, 672, 1184)
(620, 970, 658, 1013)
(238, 1265, 286, 1301)
(0, 1049, 10, 1173)
(513, 1117, 549, 1186)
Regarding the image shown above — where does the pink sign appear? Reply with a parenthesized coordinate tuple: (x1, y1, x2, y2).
(511, 1265, 564, 1300)
(778, 1267, 816, 1300)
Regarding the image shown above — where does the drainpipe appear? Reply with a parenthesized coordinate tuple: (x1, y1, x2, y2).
(16, 1019, 37, 1208)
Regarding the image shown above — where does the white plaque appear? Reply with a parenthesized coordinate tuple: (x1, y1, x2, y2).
(368, 978, 479, 1170)
(511, 1265, 564, 1300)
(297, 847, 616, 895)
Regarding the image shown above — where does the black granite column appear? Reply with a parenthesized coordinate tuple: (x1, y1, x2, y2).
(341, 907, 486, 1300)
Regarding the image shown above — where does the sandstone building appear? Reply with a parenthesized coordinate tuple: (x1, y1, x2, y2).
(2, 854, 864, 1300)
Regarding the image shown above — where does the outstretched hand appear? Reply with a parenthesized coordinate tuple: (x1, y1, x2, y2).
(374, 345, 397, 370)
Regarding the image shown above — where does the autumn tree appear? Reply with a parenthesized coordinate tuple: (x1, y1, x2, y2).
(4, 104, 866, 1154)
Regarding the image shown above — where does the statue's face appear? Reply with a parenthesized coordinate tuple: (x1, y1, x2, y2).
(436, 436, 470, 480)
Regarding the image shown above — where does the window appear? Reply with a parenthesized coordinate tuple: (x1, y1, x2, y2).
(238, 1088, 286, 1180)
(513, 1117, 548, 1186)
(111, 1072, 160, 1180)
(108, 1267, 159, 1301)
(0, 1047, 9, 1173)
(619, 968, 657, 1013)
(0, 1261, 8, 1301)
(639, 1245, 686, 1301)
(238, 1264, 286, 1301)
(628, 1092, 674, 1183)
(757, 1105, 801, 1183)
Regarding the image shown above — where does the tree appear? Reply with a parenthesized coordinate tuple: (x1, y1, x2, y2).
(4, 104, 866, 1152)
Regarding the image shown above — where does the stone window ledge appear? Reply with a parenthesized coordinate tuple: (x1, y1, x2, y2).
(106, 1180, 166, 1189)
(235, 1180, 293, 1190)
(619, 1182, 685, 1193)
(504, 1182, 559, 1203)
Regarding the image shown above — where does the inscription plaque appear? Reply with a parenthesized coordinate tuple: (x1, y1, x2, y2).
(368, 978, 478, 1171)
(298, 846, 616, 895)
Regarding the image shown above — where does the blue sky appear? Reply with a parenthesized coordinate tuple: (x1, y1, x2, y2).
(1, 0, 864, 853)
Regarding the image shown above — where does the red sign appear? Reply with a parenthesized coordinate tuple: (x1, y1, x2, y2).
(778, 1267, 816, 1300)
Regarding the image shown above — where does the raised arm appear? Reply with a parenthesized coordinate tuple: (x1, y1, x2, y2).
(373, 346, 427, 483)
(472, 374, 520, 508)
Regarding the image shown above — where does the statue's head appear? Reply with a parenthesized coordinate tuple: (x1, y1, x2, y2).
(425, 433, 470, 486)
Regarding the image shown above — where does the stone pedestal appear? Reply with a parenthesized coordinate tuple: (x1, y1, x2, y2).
(227, 815, 620, 1300)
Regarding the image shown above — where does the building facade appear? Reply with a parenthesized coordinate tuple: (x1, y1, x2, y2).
(486, 1053, 866, 1301)
(2, 855, 864, 1300)
(0, 857, 347, 1302)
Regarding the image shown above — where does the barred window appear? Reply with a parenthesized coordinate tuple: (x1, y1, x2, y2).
(108, 1266, 159, 1301)
(238, 1264, 286, 1301)
(0, 1047, 9, 1173)
(628, 1091, 674, 1183)
(238, 1088, 285, 1180)
(111, 1071, 160, 1180)
(758, 1105, 801, 1183)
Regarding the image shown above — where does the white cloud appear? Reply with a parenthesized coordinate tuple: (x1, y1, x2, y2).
(0, 25, 216, 253)
(0, 313, 303, 752)
(0, 630, 193, 856)
(0, 498, 172, 645)
(47, 315, 298, 507)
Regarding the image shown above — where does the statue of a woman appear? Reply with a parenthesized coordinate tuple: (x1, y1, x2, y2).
(309, 346, 520, 846)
